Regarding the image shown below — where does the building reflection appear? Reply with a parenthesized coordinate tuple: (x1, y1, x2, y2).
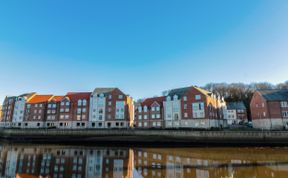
(0, 144, 288, 178)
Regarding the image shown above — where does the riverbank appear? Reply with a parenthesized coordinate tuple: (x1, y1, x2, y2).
(1, 129, 288, 146)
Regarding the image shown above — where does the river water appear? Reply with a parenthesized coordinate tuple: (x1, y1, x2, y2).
(0, 143, 287, 178)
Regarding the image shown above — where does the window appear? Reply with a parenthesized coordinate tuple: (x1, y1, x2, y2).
(144, 115, 148, 119)
(184, 113, 188, 118)
(83, 100, 87, 106)
(173, 95, 178, 100)
(151, 107, 155, 111)
(109, 95, 112, 99)
(156, 114, 161, 118)
(118, 95, 123, 99)
(138, 107, 142, 113)
(66, 102, 70, 106)
(77, 100, 82, 106)
(61, 102, 65, 106)
(144, 122, 148, 127)
(184, 104, 187, 109)
(48, 104, 52, 108)
(282, 111, 288, 118)
(143, 106, 148, 112)
(151, 114, 155, 119)
(281, 101, 288, 108)
(156, 106, 160, 111)
(195, 95, 201, 100)
(82, 108, 86, 113)
(39, 104, 43, 107)
(138, 115, 142, 120)
(183, 96, 187, 101)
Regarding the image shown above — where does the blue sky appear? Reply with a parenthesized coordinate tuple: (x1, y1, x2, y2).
(0, 0, 288, 101)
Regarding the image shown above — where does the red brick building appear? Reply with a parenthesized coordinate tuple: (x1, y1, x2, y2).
(23, 95, 54, 128)
(250, 89, 288, 130)
(134, 96, 165, 128)
(89, 88, 134, 128)
(46, 96, 64, 128)
(0, 96, 16, 127)
(58, 92, 91, 129)
(163, 86, 225, 128)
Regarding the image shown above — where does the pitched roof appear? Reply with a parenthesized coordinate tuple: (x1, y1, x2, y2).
(258, 89, 288, 101)
(18, 92, 36, 98)
(49, 96, 64, 102)
(66, 92, 91, 101)
(142, 96, 165, 107)
(194, 86, 212, 96)
(167, 86, 212, 98)
(167, 87, 191, 98)
(227, 102, 246, 110)
(27, 95, 54, 104)
(93, 88, 116, 94)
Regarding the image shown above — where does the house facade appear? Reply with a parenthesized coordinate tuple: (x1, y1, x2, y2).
(134, 96, 165, 128)
(58, 92, 91, 129)
(250, 89, 288, 130)
(163, 86, 225, 129)
(46, 96, 64, 128)
(89, 88, 134, 128)
(225, 102, 247, 125)
(23, 95, 54, 128)
(11, 93, 36, 128)
(0, 96, 16, 128)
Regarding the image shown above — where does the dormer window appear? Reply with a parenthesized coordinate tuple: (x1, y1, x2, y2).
(61, 102, 65, 106)
(66, 102, 70, 106)
(166, 96, 171, 101)
(99, 93, 104, 98)
(118, 95, 123, 99)
(195, 95, 201, 100)
(144, 106, 148, 112)
(173, 95, 178, 100)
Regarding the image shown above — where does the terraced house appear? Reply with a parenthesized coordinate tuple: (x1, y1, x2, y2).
(0, 96, 16, 127)
(23, 94, 54, 128)
(58, 92, 91, 129)
(89, 88, 134, 128)
(134, 96, 165, 128)
(11, 92, 36, 128)
(250, 89, 288, 130)
(163, 86, 226, 129)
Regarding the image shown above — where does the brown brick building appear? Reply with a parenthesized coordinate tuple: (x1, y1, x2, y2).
(134, 96, 165, 128)
(58, 92, 91, 129)
(250, 89, 288, 130)
(23, 95, 54, 128)
(0, 96, 16, 127)
(46, 96, 64, 128)
(163, 86, 226, 128)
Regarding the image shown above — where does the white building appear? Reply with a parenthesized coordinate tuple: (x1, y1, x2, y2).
(164, 95, 181, 128)
(11, 93, 35, 128)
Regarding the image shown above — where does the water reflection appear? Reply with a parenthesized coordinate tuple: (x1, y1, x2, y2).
(0, 143, 288, 178)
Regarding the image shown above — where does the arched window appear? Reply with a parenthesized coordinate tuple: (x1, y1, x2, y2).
(166, 96, 171, 101)
(173, 95, 178, 100)
(144, 106, 148, 112)
(83, 99, 87, 106)
(78, 100, 82, 106)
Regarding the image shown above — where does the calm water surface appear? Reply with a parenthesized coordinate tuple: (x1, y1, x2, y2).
(0, 143, 288, 178)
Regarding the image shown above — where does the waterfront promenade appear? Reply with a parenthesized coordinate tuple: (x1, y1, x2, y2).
(1, 129, 288, 146)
